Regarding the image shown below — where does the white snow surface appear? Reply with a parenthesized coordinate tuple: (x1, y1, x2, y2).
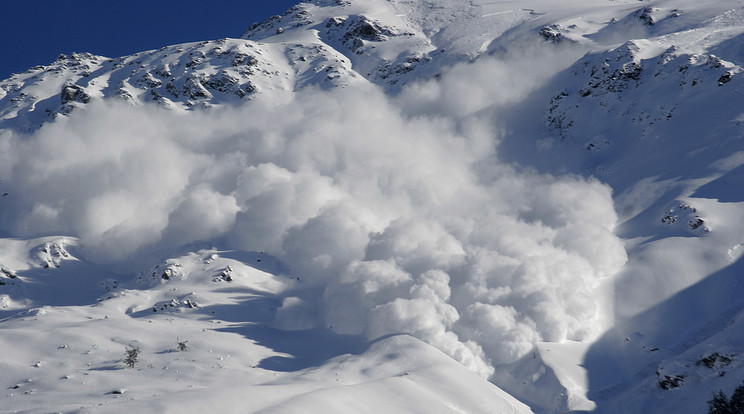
(1, 0, 744, 412)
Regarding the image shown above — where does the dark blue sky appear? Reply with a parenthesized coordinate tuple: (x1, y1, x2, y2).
(0, 1, 300, 80)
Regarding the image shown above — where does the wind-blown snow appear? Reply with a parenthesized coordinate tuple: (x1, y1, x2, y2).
(0, 53, 626, 374)
(4, 0, 744, 412)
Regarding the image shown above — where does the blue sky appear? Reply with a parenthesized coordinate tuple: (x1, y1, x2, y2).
(0, 1, 299, 80)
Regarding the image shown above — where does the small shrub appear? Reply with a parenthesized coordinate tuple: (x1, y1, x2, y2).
(708, 381, 744, 414)
(177, 339, 188, 352)
(730, 384, 744, 413)
(124, 346, 140, 368)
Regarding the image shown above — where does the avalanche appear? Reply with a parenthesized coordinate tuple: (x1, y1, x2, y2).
(1, 0, 743, 413)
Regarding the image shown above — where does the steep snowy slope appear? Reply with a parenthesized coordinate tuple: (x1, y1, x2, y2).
(1, 0, 744, 413)
(494, 0, 744, 412)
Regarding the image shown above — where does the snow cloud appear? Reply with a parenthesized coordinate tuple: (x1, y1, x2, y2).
(0, 48, 626, 375)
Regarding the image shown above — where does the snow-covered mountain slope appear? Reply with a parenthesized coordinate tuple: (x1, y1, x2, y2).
(0, 0, 667, 131)
(1, 0, 744, 413)
(0, 240, 531, 413)
(493, 1, 744, 412)
(0, 38, 360, 132)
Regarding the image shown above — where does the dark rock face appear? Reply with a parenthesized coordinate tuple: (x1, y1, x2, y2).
(342, 16, 393, 42)
(635, 6, 657, 26)
(539, 25, 574, 44)
(60, 84, 90, 104)
(325, 14, 403, 53)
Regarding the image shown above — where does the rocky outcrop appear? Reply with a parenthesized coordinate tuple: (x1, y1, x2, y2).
(547, 40, 741, 141)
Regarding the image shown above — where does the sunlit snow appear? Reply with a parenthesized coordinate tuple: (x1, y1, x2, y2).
(1, 0, 743, 413)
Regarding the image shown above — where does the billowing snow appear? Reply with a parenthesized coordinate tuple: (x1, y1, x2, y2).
(1, 0, 744, 413)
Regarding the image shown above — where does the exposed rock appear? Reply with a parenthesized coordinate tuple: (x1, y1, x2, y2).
(151, 295, 200, 313)
(539, 25, 574, 44)
(635, 6, 658, 26)
(183, 76, 213, 100)
(60, 84, 90, 104)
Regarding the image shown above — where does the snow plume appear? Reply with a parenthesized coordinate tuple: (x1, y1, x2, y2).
(0, 52, 626, 375)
